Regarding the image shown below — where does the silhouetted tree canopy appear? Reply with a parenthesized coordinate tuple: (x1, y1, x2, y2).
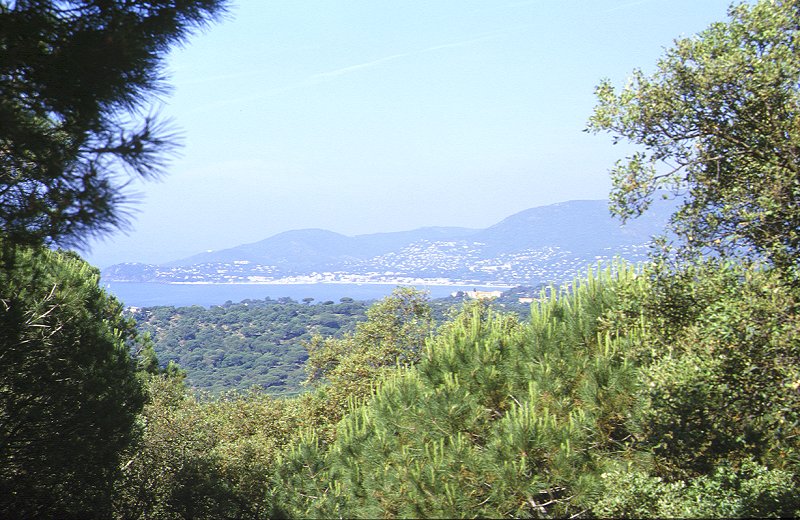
(0, 0, 227, 248)
(0, 246, 148, 516)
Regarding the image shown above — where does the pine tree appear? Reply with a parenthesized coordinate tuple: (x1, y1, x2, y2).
(0, 246, 147, 516)
(300, 264, 647, 518)
(0, 0, 227, 248)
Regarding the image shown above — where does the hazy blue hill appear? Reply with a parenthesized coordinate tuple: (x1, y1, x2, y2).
(168, 227, 480, 268)
(352, 226, 479, 256)
(474, 199, 664, 254)
(167, 229, 359, 269)
(103, 199, 673, 285)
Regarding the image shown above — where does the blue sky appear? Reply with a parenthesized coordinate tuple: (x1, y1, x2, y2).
(82, 0, 734, 267)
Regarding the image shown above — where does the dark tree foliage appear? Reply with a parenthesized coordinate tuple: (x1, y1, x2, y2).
(131, 291, 524, 396)
(133, 298, 371, 395)
(0, 245, 147, 517)
(0, 0, 227, 248)
(0, 3, 229, 515)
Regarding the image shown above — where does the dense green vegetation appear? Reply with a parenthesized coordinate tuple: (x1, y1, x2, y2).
(0, 1, 227, 515)
(130, 289, 534, 395)
(2, 0, 799, 517)
(6, 250, 794, 517)
(110, 262, 800, 518)
(276, 263, 799, 518)
(131, 298, 371, 394)
(0, 245, 150, 516)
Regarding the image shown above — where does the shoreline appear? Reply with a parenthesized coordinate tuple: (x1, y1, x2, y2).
(108, 280, 517, 289)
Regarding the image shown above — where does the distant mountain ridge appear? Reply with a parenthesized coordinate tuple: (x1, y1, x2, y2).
(102, 199, 673, 286)
(168, 226, 480, 268)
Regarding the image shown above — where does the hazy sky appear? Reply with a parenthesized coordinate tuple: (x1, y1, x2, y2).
(81, 0, 734, 268)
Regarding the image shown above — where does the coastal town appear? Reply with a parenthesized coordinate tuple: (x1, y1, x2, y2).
(102, 239, 653, 287)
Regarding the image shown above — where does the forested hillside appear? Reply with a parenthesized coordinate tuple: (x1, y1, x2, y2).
(2, 0, 800, 518)
(132, 298, 369, 394)
(131, 290, 534, 394)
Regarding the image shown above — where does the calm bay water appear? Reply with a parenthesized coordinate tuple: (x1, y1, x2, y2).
(103, 281, 510, 308)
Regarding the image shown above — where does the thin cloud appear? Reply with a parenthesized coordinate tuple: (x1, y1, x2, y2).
(424, 33, 505, 52)
(185, 31, 514, 115)
(605, 0, 656, 12)
(183, 79, 319, 115)
(173, 45, 321, 86)
(501, 0, 541, 8)
(311, 51, 415, 80)
(179, 70, 265, 86)
(469, 1, 540, 15)
(312, 32, 506, 80)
